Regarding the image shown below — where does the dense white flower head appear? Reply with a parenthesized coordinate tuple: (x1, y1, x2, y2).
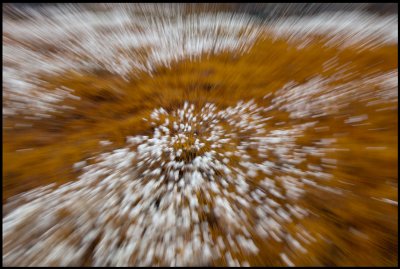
(3, 100, 342, 266)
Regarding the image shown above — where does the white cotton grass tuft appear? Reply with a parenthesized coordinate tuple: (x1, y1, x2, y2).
(3, 4, 397, 119)
(268, 11, 397, 50)
(3, 4, 262, 119)
(2, 100, 340, 266)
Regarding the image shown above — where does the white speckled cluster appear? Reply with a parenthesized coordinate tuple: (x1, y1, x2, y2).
(270, 71, 398, 120)
(3, 5, 397, 119)
(3, 100, 341, 266)
(3, 4, 262, 118)
(268, 11, 398, 50)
